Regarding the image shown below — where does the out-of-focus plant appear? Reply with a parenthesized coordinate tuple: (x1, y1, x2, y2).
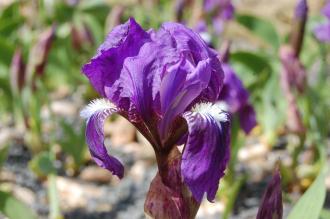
(0, 1, 112, 218)
(217, 41, 257, 219)
(0, 191, 38, 219)
(59, 120, 87, 172)
(287, 163, 328, 219)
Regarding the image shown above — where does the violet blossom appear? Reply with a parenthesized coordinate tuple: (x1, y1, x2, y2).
(203, 0, 235, 34)
(80, 18, 230, 216)
(313, 1, 330, 42)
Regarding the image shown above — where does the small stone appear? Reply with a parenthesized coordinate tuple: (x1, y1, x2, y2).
(104, 117, 136, 147)
(56, 176, 105, 210)
(238, 143, 269, 162)
(12, 184, 36, 204)
(196, 200, 224, 219)
(79, 165, 112, 183)
(129, 160, 149, 182)
(124, 142, 155, 161)
(0, 169, 16, 182)
(51, 100, 77, 116)
(1, 182, 36, 205)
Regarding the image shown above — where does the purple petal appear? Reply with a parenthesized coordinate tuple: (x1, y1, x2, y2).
(181, 103, 230, 202)
(219, 63, 249, 112)
(203, 0, 232, 13)
(159, 57, 212, 139)
(82, 18, 151, 110)
(81, 99, 124, 178)
(151, 22, 223, 138)
(313, 23, 330, 42)
(221, 2, 235, 20)
(238, 104, 257, 134)
(119, 42, 165, 123)
(218, 63, 257, 133)
(294, 0, 308, 20)
(158, 22, 224, 102)
(322, 1, 330, 19)
(256, 170, 283, 219)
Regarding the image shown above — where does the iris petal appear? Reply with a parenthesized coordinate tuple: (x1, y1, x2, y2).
(80, 99, 124, 178)
(181, 103, 230, 202)
(82, 18, 151, 110)
(159, 58, 212, 139)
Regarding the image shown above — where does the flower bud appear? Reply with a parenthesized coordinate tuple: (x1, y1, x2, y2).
(291, 0, 308, 56)
(28, 25, 56, 78)
(10, 48, 26, 94)
(256, 170, 283, 219)
(71, 23, 94, 51)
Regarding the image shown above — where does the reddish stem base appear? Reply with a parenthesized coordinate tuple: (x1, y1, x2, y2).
(144, 148, 199, 219)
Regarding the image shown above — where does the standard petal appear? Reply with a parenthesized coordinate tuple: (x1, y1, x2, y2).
(159, 57, 212, 139)
(158, 22, 224, 103)
(120, 41, 177, 124)
(181, 103, 230, 202)
(80, 99, 124, 178)
(82, 18, 151, 108)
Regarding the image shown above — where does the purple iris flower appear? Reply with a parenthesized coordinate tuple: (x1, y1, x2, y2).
(218, 63, 257, 134)
(203, 0, 235, 34)
(80, 18, 230, 203)
(314, 1, 330, 42)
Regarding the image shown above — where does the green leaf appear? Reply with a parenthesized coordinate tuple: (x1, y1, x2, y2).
(0, 145, 8, 169)
(0, 2, 19, 18)
(0, 36, 14, 65)
(29, 152, 56, 177)
(287, 165, 327, 219)
(320, 209, 330, 219)
(48, 174, 62, 219)
(230, 51, 272, 90)
(81, 13, 104, 45)
(236, 14, 280, 50)
(0, 17, 23, 36)
(0, 76, 13, 110)
(59, 120, 86, 169)
(0, 190, 38, 219)
(230, 51, 271, 74)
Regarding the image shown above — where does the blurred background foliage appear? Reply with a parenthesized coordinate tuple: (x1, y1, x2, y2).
(0, 0, 329, 219)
